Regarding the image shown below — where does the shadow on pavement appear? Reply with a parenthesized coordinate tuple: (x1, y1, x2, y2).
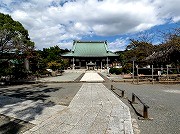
(0, 114, 35, 134)
(0, 84, 60, 102)
(0, 84, 62, 133)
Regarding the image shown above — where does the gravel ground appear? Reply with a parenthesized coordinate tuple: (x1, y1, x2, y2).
(104, 82, 180, 134)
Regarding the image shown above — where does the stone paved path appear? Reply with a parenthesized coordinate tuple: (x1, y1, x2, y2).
(24, 83, 133, 134)
(80, 72, 104, 82)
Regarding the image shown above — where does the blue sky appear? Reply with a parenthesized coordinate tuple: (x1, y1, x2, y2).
(0, 0, 179, 51)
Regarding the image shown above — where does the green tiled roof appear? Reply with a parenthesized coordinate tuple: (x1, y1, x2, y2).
(62, 41, 118, 57)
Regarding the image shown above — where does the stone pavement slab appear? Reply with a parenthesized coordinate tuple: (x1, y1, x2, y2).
(80, 72, 104, 82)
(24, 83, 134, 134)
(0, 95, 67, 125)
(38, 72, 83, 82)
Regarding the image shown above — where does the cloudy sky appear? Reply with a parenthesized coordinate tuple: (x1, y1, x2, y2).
(0, 0, 179, 51)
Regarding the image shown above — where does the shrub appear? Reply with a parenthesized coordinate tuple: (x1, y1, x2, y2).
(109, 68, 123, 75)
(47, 61, 61, 71)
(122, 63, 132, 74)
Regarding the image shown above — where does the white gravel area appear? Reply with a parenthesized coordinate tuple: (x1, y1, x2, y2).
(80, 72, 104, 82)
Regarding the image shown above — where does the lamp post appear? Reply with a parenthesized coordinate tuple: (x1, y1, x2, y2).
(166, 64, 171, 80)
(133, 60, 134, 82)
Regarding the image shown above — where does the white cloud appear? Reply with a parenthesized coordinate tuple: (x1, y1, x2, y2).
(173, 16, 180, 22)
(0, 0, 179, 50)
(58, 40, 73, 50)
(153, 0, 180, 22)
(108, 38, 129, 52)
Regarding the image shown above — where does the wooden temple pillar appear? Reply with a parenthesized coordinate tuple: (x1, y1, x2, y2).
(101, 61, 102, 70)
(79, 61, 81, 68)
(72, 57, 75, 70)
(107, 57, 109, 69)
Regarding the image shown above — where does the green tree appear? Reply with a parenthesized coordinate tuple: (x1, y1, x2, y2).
(0, 13, 34, 78)
(125, 39, 154, 62)
(35, 46, 70, 74)
(115, 51, 126, 66)
(0, 13, 34, 54)
(148, 28, 180, 66)
(61, 58, 70, 69)
(42, 46, 62, 63)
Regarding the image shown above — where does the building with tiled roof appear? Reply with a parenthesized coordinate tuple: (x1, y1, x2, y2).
(62, 40, 118, 70)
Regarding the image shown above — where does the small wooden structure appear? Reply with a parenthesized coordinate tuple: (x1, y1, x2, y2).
(87, 61, 96, 70)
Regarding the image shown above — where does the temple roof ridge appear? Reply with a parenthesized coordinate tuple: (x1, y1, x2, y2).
(74, 40, 107, 43)
(62, 40, 118, 57)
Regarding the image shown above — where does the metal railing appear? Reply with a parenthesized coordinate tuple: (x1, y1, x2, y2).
(131, 93, 151, 119)
(111, 85, 125, 98)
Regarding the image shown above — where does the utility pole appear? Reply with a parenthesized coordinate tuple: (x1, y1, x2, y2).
(131, 57, 136, 84)
(137, 65, 139, 84)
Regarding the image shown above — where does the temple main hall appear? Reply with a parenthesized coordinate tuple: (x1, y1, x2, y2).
(62, 40, 118, 70)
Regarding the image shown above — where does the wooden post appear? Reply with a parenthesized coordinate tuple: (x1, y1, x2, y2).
(107, 57, 109, 73)
(107, 57, 108, 68)
(111, 85, 113, 90)
(122, 90, 124, 97)
(79, 61, 81, 68)
(132, 94, 135, 103)
(143, 106, 148, 119)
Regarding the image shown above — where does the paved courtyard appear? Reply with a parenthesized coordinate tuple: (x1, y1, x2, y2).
(24, 83, 133, 134)
(0, 83, 82, 133)
(1, 71, 179, 134)
(0, 72, 134, 134)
